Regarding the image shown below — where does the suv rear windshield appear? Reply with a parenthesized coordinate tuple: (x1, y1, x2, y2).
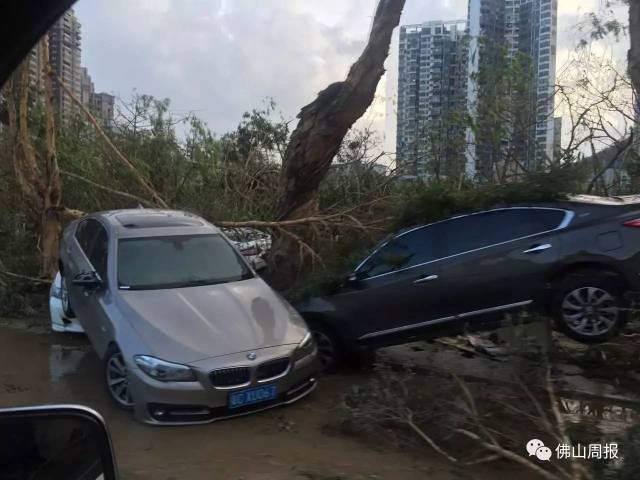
(117, 234, 253, 290)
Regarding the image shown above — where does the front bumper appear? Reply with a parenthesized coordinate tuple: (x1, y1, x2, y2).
(128, 347, 319, 425)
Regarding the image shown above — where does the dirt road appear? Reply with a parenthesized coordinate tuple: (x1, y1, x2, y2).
(0, 321, 539, 480)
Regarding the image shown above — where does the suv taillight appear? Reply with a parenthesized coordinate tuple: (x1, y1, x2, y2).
(623, 219, 640, 228)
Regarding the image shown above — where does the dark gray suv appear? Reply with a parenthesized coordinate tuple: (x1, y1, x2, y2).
(297, 196, 640, 369)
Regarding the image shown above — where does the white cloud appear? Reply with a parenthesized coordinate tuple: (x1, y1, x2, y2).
(74, 0, 629, 148)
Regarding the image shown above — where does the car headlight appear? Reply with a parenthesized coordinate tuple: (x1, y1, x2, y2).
(134, 355, 197, 382)
(293, 332, 316, 361)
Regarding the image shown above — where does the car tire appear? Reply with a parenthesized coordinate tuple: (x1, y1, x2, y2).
(552, 272, 627, 344)
(60, 271, 76, 319)
(104, 345, 134, 410)
(309, 323, 343, 373)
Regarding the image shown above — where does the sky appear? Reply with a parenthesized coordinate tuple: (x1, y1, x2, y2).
(75, 0, 629, 152)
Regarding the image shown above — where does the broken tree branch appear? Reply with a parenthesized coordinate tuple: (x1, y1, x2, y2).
(50, 72, 169, 209)
(60, 169, 157, 207)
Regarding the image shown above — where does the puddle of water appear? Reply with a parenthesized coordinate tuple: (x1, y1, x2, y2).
(48, 344, 90, 382)
(0, 324, 547, 480)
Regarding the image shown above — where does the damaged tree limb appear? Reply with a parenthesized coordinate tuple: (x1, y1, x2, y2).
(268, 0, 405, 289)
(50, 71, 169, 209)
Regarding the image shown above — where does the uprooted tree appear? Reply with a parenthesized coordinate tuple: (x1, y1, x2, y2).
(267, 0, 406, 290)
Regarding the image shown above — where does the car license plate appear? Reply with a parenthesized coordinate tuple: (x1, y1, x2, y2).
(228, 384, 277, 409)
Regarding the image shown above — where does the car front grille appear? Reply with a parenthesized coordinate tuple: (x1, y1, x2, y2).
(209, 367, 250, 387)
(257, 358, 290, 381)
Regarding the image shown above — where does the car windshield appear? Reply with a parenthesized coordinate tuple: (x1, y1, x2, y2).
(117, 234, 253, 290)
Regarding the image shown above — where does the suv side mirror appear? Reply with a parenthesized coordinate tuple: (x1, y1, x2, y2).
(0, 405, 118, 480)
(73, 271, 103, 290)
(346, 271, 365, 283)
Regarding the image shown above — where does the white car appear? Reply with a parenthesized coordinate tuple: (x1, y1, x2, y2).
(222, 227, 271, 270)
(49, 272, 84, 333)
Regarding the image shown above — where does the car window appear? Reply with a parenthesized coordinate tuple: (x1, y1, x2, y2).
(74, 219, 102, 256)
(441, 208, 565, 256)
(358, 224, 443, 278)
(88, 226, 109, 280)
(117, 234, 253, 290)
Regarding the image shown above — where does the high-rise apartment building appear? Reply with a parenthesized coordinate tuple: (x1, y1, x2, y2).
(90, 92, 115, 127)
(397, 0, 558, 180)
(25, 8, 114, 126)
(519, 0, 558, 164)
(80, 67, 115, 126)
(81, 67, 94, 105)
(396, 20, 467, 178)
(48, 9, 83, 119)
(466, 0, 557, 178)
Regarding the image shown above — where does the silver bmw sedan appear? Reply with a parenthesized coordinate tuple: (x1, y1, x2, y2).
(58, 209, 319, 425)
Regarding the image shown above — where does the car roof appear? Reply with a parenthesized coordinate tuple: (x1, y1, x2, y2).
(91, 209, 220, 239)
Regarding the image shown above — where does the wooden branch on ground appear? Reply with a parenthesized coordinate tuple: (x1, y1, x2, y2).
(0, 259, 52, 285)
(455, 429, 563, 480)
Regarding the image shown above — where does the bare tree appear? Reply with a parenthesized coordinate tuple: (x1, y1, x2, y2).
(556, 47, 636, 194)
(629, 1, 640, 95)
(269, 0, 405, 289)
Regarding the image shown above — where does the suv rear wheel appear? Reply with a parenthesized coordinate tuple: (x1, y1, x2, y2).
(552, 272, 626, 343)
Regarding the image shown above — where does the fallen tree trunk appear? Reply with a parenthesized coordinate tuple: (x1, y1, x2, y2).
(268, 0, 405, 289)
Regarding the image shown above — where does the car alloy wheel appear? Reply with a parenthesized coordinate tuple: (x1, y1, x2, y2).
(106, 351, 134, 408)
(561, 286, 619, 337)
(311, 329, 337, 370)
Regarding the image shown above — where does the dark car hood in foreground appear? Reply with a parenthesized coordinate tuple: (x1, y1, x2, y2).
(117, 278, 308, 364)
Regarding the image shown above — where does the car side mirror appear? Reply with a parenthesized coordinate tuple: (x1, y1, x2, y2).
(0, 405, 118, 480)
(73, 271, 103, 290)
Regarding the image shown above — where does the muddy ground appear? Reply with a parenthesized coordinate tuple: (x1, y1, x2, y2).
(1, 317, 638, 479)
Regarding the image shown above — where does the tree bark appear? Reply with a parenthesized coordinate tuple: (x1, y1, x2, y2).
(268, 0, 405, 289)
(40, 36, 62, 279)
(629, 0, 640, 96)
(6, 39, 62, 279)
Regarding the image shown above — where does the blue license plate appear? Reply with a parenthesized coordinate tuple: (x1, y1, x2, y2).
(228, 384, 277, 409)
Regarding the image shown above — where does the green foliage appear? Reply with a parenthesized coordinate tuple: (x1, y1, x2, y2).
(393, 166, 585, 230)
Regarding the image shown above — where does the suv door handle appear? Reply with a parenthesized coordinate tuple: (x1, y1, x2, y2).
(414, 274, 438, 284)
(523, 243, 552, 254)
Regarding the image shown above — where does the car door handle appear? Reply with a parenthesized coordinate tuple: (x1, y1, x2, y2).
(414, 274, 438, 284)
(523, 243, 552, 254)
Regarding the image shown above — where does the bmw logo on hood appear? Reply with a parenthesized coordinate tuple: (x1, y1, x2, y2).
(246, 352, 257, 361)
